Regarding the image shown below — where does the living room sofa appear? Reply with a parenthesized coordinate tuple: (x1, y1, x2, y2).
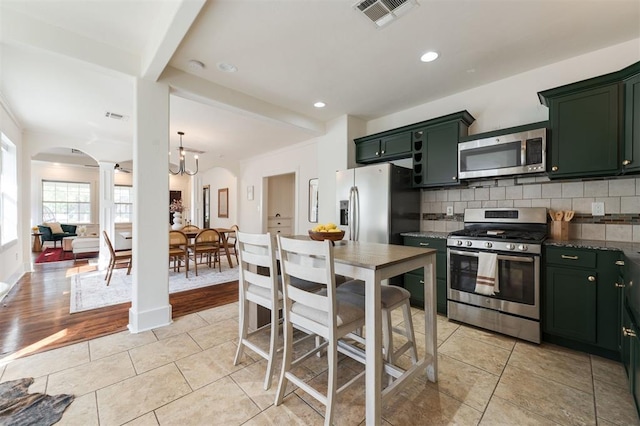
(38, 223, 77, 248)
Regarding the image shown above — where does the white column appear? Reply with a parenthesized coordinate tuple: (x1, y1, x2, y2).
(98, 161, 116, 270)
(129, 78, 172, 333)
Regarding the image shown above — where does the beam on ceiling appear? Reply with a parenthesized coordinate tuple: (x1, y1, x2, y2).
(161, 67, 325, 136)
(1, 8, 138, 77)
(140, 0, 206, 82)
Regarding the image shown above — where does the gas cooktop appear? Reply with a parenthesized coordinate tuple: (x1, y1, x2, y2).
(448, 228, 547, 243)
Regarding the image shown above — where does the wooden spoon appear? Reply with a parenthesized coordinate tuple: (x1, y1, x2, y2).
(564, 210, 575, 221)
(548, 209, 555, 221)
(554, 211, 564, 221)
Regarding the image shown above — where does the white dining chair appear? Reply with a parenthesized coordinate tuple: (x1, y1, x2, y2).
(275, 236, 366, 426)
(233, 231, 282, 390)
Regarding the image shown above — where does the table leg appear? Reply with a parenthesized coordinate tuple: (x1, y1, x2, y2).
(221, 235, 233, 267)
(365, 269, 382, 426)
(423, 253, 438, 382)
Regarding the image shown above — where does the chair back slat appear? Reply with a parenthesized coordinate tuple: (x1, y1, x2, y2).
(278, 236, 336, 321)
(237, 231, 279, 299)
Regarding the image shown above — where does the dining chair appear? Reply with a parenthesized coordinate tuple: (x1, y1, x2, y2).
(338, 280, 418, 368)
(182, 224, 200, 233)
(169, 230, 189, 278)
(233, 231, 281, 390)
(102, 230, 132, 286)
(189, 228, 222, 275)
(275, 236, 366, 426)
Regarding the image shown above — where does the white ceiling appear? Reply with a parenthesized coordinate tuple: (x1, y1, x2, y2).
(1, 0, 639, 171)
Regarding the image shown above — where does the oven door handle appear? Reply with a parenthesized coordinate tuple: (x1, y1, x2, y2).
(448, 249, 535, 263)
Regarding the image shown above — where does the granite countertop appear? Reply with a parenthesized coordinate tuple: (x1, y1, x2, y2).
(545, 239, 640, 265)
(401, 231, 450, 239)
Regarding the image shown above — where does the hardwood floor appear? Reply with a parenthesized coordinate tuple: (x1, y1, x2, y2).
(0, 255, 238, 360)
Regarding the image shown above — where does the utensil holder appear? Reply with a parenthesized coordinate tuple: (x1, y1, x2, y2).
(550, 221, 569, 240)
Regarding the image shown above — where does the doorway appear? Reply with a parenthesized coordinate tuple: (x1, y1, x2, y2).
(265, 173, 295, 236)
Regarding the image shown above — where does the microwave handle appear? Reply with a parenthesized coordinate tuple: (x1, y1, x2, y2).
(448, 249, 535, 263)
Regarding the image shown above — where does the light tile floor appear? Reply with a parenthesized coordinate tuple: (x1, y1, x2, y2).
(1, 302, 638, 426)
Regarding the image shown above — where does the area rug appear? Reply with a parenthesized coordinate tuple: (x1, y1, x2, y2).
(0, 377, 74, 426)
(34, 248, 96, 264)
(70, 261, 239, 313)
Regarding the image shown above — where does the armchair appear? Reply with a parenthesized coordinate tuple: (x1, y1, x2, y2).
(38, 223, 77, 248)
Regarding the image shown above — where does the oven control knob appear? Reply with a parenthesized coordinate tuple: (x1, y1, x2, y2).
(456, 240, 463, 246)
(506, 243, 516, 250)
(465, 241, 473, 247)
(484, 242, 493, 248)
(518, 244, 528, 251)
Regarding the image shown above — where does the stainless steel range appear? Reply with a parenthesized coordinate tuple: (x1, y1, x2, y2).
(447, 207, 547, 343)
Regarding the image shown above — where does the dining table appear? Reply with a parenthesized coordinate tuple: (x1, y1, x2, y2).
(284, 237, 437, 425)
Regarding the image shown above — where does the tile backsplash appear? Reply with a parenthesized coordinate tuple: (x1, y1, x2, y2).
(421, 176, 640, 243)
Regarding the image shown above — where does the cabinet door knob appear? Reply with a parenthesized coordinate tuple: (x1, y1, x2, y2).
(588, 275, 596, 282)
(419, 280, 424, 284)
(415, 131, 423, 138)
(623, 159, 632, 166)
(623, 327, 637, 337)
(375, 151, 379, 156)
(381, 150, 385, 154)
(452, 176, 457, 180)
(615, 282, 626, 288)
(551, 166, 558, 172)
(616, 260, 625, 266)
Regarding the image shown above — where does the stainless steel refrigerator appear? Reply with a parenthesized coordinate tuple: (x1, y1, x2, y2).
(336, 163, 420, 245)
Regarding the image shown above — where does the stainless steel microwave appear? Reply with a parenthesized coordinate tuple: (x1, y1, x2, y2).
(458, 128, 547, 179)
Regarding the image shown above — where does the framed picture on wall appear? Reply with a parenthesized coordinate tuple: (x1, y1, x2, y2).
(218, 188, 228, 218)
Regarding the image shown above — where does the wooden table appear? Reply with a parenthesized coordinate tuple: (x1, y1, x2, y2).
(278, 238, 437, 424)
(330, 241, 437, 425)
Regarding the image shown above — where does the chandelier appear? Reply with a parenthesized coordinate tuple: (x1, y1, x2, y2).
(169, 131, 198, 176)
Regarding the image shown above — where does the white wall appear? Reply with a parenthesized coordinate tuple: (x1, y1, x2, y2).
(239, 139, 318, 234)
(199, 166, 238, 229)
(367, 38, 640, 136)
(0, 100, 26, 293)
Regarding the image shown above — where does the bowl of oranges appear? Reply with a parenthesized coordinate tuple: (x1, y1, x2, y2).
(308, 223, 345, 244)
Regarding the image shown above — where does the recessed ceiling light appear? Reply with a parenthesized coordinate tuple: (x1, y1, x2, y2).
(420, 51, 439, 62)
(217, 62, 237, 73)
(314, 101, 326, 108)
(187, 59, 205, 71)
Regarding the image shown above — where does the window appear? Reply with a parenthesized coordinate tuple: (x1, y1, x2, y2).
(1, 134, 17, 245)
(114, 185, 133, 223)
(42, 180, 91, 223)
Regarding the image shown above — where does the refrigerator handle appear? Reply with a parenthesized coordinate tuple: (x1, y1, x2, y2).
(353, 186, 359, 241)
(348, 186, 355, 241)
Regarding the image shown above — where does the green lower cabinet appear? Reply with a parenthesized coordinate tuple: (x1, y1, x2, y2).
(543, 246, 621, 357)
(545, 267, 597, 343)
(403, 236, 447, 315)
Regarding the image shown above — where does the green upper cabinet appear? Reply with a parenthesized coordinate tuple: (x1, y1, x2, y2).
(411, 111, 475, 188)
(538, 60, 640, 179)
(540, 82, 622, 179)
(624, 71, 640, 174)
(355, 132, 411, 164)
(354, 111, 475, 188)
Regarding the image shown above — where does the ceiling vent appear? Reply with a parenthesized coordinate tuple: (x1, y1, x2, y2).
(354, 0, 418, 28)
(105, 111, 129, 121)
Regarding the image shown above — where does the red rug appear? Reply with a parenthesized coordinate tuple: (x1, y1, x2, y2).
(34, 248, 96, 264)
